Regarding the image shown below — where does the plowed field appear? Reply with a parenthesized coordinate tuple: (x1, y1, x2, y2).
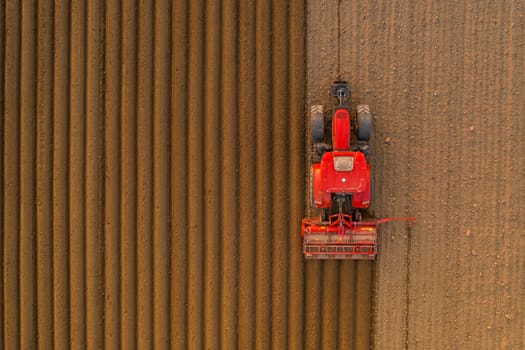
(1, 0, 523, 349)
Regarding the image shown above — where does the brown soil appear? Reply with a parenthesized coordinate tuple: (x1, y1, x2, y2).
(1, 0, 523, 349)
(309, 0, 524, 349)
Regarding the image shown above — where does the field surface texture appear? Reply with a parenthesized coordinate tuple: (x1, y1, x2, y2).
(307, 0, 524, 349)
(1, 0, 524, 349)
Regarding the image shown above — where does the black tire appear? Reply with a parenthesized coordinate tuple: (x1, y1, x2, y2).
(311, 105, 324, 142)
(357, 104, 372, 141)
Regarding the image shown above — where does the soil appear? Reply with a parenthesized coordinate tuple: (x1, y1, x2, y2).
(308, 0, 524, 349)
(1, 0, 523, 349)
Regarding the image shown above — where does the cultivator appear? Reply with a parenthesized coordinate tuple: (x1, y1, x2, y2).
(302, 214, 414, 260)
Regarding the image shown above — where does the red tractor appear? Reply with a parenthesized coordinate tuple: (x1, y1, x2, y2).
(302, 81, 413, 259)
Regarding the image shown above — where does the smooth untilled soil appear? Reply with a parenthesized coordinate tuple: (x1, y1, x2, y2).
(308, 0, 524, 348)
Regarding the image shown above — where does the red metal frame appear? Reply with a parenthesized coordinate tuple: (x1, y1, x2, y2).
(311, 151, 371, 209)
(301, 214, 414, 260)
(332, 109, 351, 150)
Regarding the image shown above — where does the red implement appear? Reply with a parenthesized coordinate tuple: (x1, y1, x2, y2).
(302, 214, 415, 260)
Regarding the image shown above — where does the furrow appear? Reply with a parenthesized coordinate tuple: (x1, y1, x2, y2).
(36, 0, 55, 348)
(320, 261, 339, 350)
(337, 263, 356, 349)
(220, 1, 240, 348)
(353, 261, 372, 349)
(3, 2, 22, 349)
(152, 1, 171, 348)
(304, 259, 321, 350)
(170, 0, 189, 347)
(52, 1, 72, 347)
(203, 0, 221, 348)
(69, 0, 88, 347)
(120, 0, 138, 347)
(20, 1, 38, 347)
(0, 0, 5, 345)
(271, 0, 289, 348)
(186, 0, 205, 348)
(85, 0, 105, 348)
(103, 0, 122, 348)
(136, 1, 154, 348)
(237, 1, 257, 348)
(255, 0, 273, 348)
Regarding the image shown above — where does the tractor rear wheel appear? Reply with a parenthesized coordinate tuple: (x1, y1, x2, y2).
(311, 105, 324, 142)
(357, 104, 372, 141)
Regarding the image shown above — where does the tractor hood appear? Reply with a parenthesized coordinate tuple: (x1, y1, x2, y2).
(320, 151, 369, 193)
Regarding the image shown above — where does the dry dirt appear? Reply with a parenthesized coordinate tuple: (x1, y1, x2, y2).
(1, 0, 523, 349)
(308, 0, 524, 349)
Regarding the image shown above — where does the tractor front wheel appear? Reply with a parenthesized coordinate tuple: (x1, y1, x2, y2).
(311, 105, 324, 143)
(357, 104, 372, 141)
